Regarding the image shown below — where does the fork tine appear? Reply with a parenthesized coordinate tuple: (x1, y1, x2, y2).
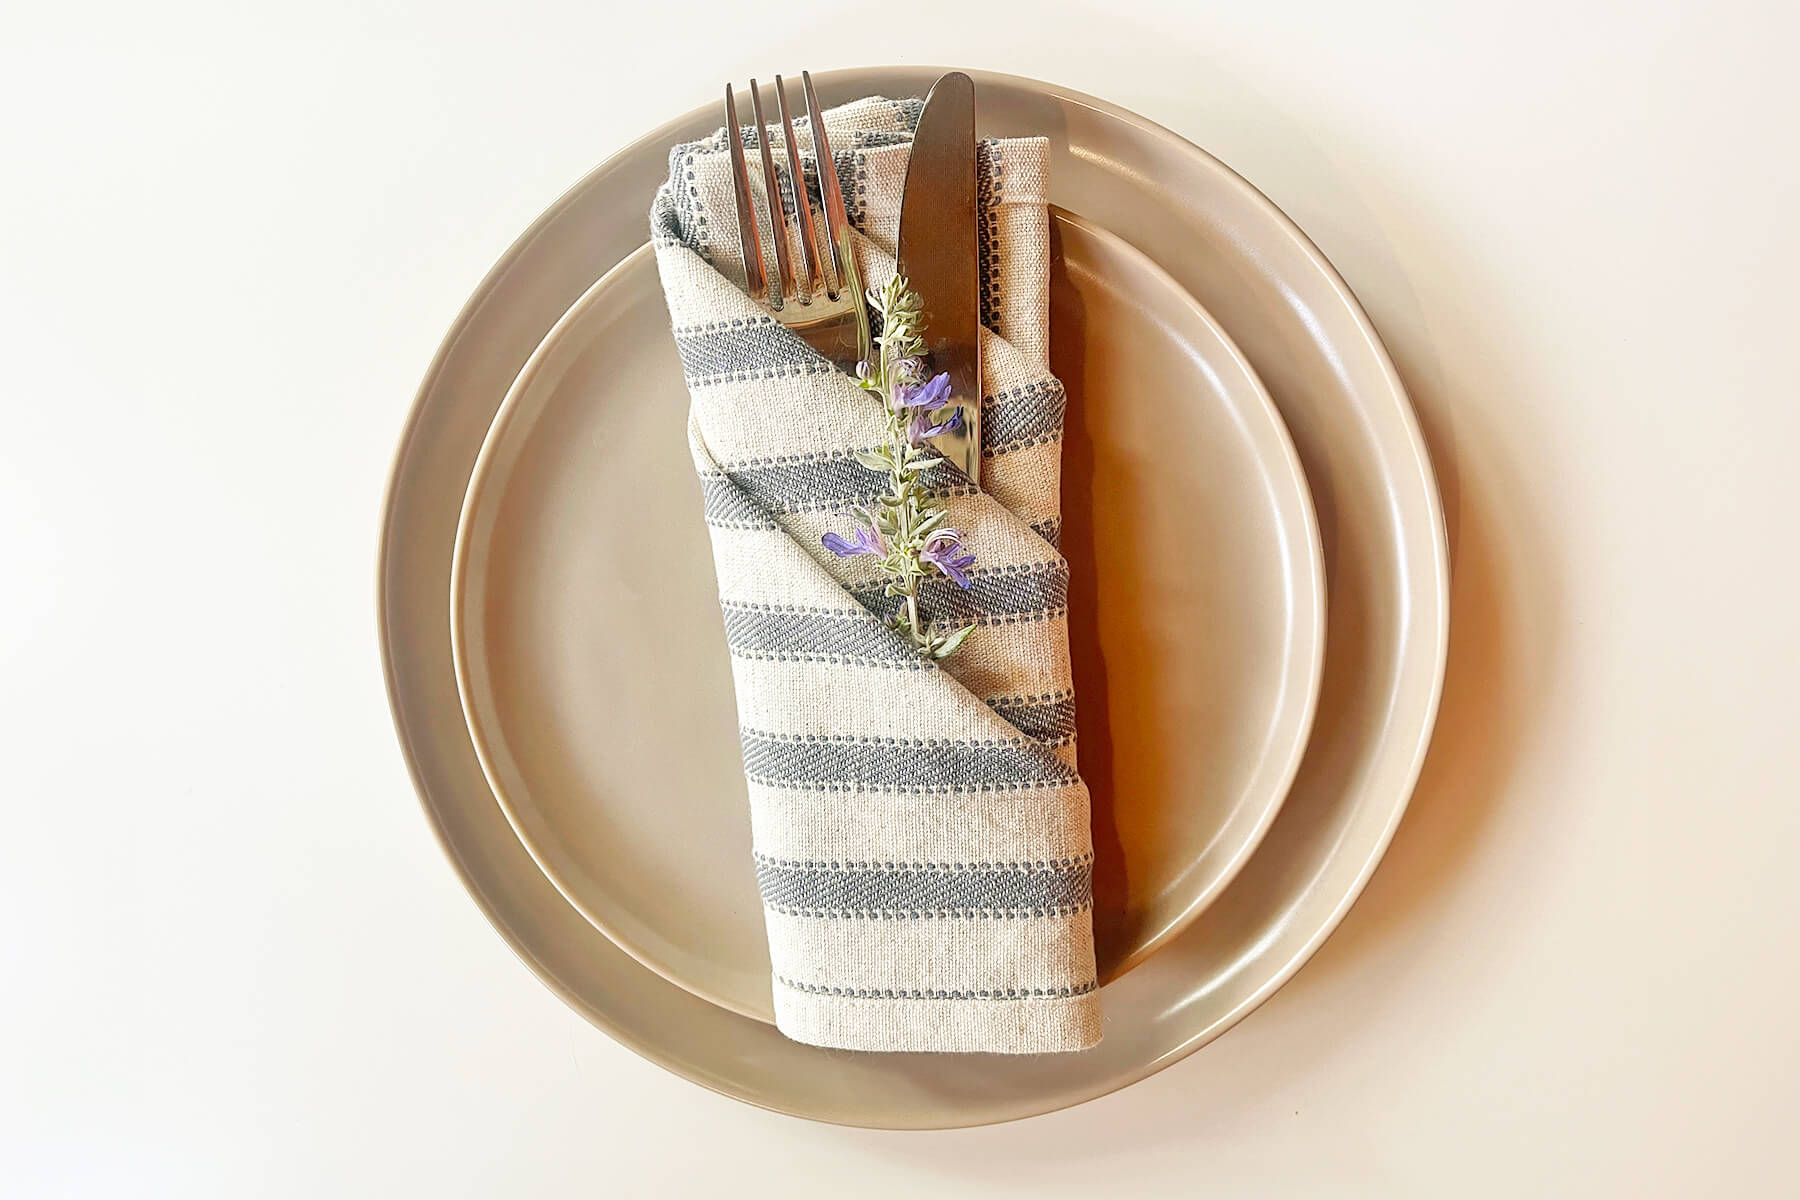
(746, 79, 795, 310)
(802, 70, 870, 367)
(802, 70, 851, 301)
(774, 75, 823, 304)
(724, 84, 767, 303)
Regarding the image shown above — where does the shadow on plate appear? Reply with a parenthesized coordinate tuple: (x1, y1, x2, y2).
(848, 37, 1558, 1165)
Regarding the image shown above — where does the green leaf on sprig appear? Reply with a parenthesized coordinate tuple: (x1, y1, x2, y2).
(932, 624, 977, 659)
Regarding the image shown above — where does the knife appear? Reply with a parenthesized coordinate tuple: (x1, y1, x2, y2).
(896, 72, 981, 485)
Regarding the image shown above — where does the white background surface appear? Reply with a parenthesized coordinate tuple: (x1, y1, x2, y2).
(4, 2, 1797, 1195)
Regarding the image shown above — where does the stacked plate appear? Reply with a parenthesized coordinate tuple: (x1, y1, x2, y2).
(378, 67, 1448, 1129)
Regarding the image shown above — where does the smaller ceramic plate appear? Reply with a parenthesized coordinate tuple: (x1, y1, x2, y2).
(448, 210, 1324, 1024)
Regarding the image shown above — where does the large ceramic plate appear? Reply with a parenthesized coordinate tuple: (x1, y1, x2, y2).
(448, 212, 1326, 1024)
(378, 67, 1448, 1128)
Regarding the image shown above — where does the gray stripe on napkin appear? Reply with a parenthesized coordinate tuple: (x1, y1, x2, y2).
(715, 454, 882, 515)
(698, 475, 780, 528)
(740, 729, 1077, 792)
(983, 380, 1066, 456)
(721, 603, 918, 665)
(986, 693, 1078, 745)
(674, 319, 833, 385)
(711, 452, 969, 517)
(851, 561, 1069, 629)
(775, 977, 1099, 1000)
(755, 854, 1093, 916)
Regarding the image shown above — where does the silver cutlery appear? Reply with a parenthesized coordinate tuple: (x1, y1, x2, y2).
(724, 73, 871, 373)
(896, 71, 981, 484)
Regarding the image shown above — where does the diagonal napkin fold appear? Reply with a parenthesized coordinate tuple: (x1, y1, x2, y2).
(650, 96, 1100, 1053)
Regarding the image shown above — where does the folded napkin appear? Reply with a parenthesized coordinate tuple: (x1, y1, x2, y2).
(650, 96, 1099, 1053)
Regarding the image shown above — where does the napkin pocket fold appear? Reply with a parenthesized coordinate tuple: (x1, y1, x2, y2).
(650, 97, 1100, 1053)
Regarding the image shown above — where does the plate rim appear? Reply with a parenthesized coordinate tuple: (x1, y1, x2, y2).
(443, 212, 1329, 1023)
(377, 64, 1449, 1128)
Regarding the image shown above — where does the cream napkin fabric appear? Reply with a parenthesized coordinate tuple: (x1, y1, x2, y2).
(650, 97, 1099, 1053)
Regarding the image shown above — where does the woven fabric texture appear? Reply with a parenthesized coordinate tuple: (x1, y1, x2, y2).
(650, 96, 1099, 1053)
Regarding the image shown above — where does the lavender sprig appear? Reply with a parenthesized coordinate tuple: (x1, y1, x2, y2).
(822, 273, 976, 660)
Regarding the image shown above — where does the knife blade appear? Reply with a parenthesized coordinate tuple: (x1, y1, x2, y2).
(896, 72, 981, 485)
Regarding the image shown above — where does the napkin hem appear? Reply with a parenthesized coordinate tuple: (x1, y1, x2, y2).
(772, 980, 1103, 1054)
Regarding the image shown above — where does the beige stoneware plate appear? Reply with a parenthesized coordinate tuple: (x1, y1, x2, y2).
(379, 67, 1448, 1128)
(448, 212, 1326, 1024)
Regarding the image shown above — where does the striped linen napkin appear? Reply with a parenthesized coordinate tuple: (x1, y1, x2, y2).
(649, 96, 1099, 1053)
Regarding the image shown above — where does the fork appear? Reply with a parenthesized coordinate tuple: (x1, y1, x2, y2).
(724, 72, 871, 373)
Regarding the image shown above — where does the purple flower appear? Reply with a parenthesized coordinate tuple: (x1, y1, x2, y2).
(908, 405, 964, 446)
(920, 528, 976, 589)
(822, 526, 885, 558)
(896, 371, 953, 410)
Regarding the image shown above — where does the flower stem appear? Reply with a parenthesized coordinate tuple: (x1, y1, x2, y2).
(881, 291, 929, 653)
(821, 272, 976, 661)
